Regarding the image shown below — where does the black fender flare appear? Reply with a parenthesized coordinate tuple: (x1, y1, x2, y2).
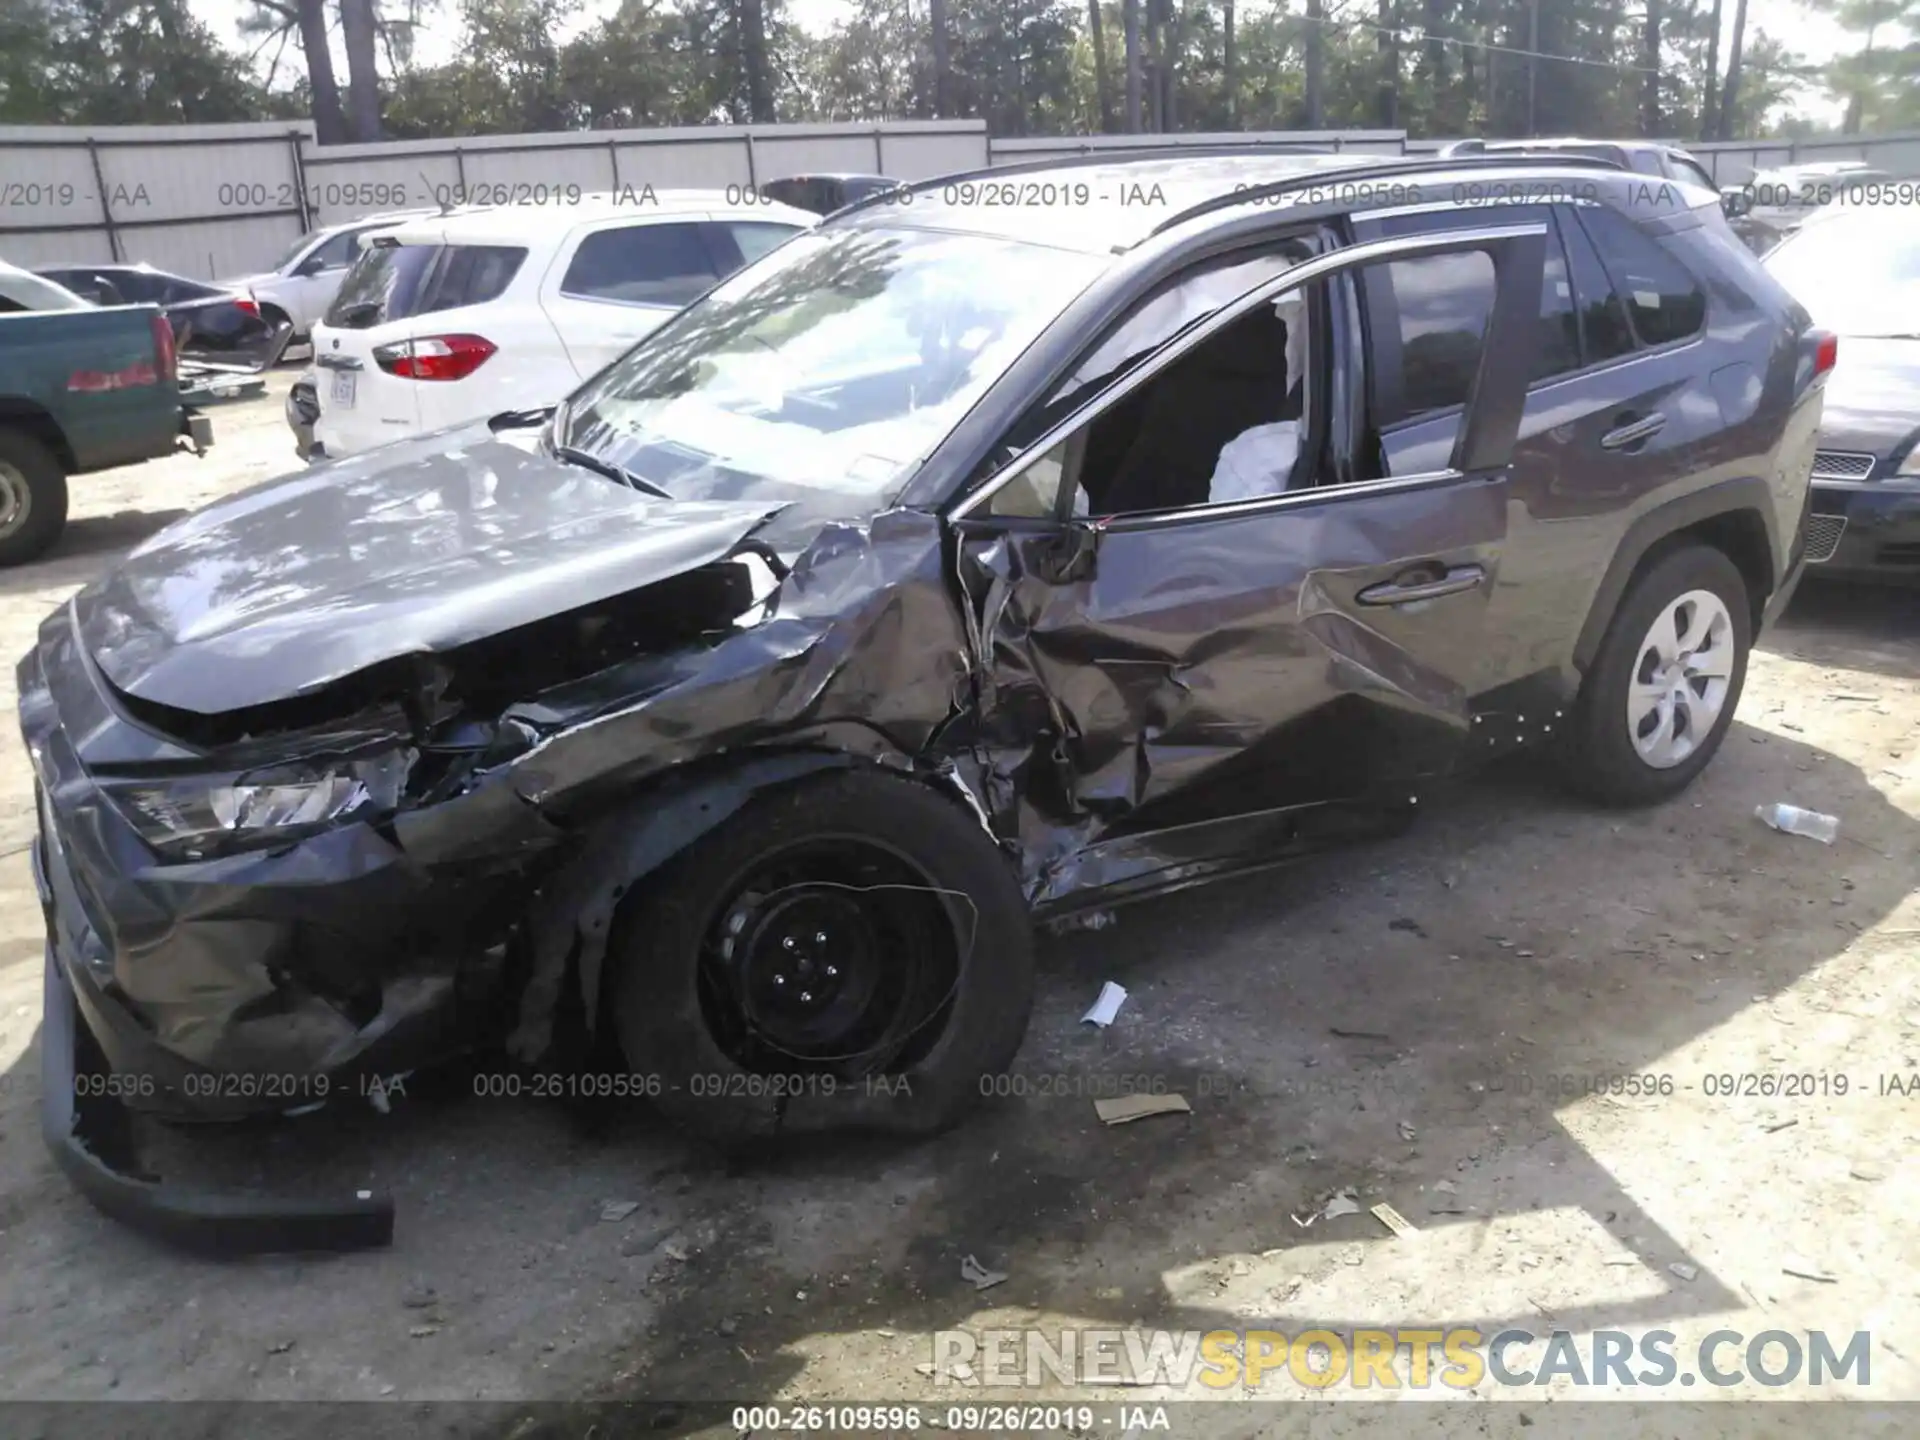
(506, 747, 992, 1066)
(1571, 477, 1782, 673)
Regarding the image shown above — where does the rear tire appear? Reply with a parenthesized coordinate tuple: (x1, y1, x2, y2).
(0, 429, 70, 568)
(610, 769, 1034, 1147)
(1561, 543, 1751, 806)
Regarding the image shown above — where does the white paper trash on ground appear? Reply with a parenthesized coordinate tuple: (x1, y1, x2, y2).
(1081, 981, 1129, 1027)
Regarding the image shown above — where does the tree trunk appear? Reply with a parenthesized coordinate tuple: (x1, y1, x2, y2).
(1701, 0, 1722, 138)
(1304, 0, 1324, 128)
(339, 0, 383, 142)
(930, 0, 952, 117)
(1223, 0, 1236, 125)
(1089, 0, 1116, 131)
(297, 0, 347, 145)
(742, 0, 775, 122)
(1717, 0, 1748, 140)
(1377, 0, 1398, 128)
(1163, 0, 1181, 130)
(1641, 0, 1660, 137)
(1144, 0, 1162, 132)
(1123, 0, 1143, 131)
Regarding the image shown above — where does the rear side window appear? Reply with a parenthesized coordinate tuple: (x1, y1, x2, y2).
(1559, 208, 1638, 363)
(1371, 208, 1580, 411)
(561, 223, 719, 307)
(1575, 207, 1707, 346)
(324, 243, 525, 328)
(1368, 252, 1498, 421)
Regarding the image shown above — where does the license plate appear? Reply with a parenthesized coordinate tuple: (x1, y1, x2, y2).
(330, 370, 357, 409)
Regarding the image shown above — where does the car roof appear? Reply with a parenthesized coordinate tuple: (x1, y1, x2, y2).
(826, 150, 1652, 254)
(321, 208, 441, 236)
(379, 191, 818, 244)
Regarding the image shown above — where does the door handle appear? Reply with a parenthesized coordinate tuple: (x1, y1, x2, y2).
(1600, 412, 1667, 450)
(1357, 564, 1486, 606)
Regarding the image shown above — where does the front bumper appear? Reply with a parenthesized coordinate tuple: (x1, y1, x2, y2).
(1808, 480, 1920, 581)
(17, 607, 548, 1251)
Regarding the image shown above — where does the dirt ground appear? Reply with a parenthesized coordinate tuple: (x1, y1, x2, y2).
(0, 373, 1916, 1437)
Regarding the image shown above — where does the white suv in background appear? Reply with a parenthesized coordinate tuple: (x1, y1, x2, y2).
(307, 193, 816, 460)
(225, 209, 439, 340)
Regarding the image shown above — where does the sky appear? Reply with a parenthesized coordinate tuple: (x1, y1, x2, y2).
(191, 0, 1857, 128)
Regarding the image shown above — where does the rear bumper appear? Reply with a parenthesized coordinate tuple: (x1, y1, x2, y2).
(1807, 480, 1920, 581)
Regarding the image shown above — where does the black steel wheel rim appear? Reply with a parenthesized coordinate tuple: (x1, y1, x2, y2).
(698, 835, 963, 1076)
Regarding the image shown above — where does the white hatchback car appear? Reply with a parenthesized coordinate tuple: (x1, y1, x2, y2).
(307, 193, 816, 459)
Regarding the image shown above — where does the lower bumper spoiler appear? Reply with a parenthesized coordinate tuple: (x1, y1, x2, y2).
(38, 943, 395, 1256)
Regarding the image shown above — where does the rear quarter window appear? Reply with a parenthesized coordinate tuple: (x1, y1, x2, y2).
(324, 243, 525, 328)
(1575, 206, 1707, 346)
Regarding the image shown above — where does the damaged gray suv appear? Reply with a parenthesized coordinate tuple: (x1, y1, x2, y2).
(23, 150, 1831, 1253)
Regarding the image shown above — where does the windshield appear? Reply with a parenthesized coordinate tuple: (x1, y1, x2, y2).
(560, 225, 1108, 514)
(1764, 208, 1920, 337)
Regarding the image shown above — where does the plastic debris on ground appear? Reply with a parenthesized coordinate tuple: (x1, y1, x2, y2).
(600, 1200, 640, 1222)
(1047, 909, 1116, 935)
(1081, 981, 1129, 1027)
(1755, 802, 1840, 843)
(960, 1254, 1008, 1291)
(1292, 1188, 1360, 1228)
(1093, 1092, 1191, 1125)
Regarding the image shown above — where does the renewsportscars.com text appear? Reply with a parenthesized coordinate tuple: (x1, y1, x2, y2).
(930, 1327, 1873, 1391)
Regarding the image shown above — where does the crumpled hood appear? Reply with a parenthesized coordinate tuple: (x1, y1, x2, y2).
(1818, 337, 1920, 458)
(74, 422, 784, 716)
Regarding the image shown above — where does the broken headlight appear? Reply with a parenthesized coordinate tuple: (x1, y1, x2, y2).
(106, 748, 416, 861)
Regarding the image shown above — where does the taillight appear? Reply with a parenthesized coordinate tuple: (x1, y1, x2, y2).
(1813, 330, 1838, 378)
(372, 334, 496, 381)
(234, 296, 260, 316)
(150, 310, 177, 384)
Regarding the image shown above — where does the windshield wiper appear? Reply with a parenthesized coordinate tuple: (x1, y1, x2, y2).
(488, 405, 556, 432)
(551, 443, 670, 498)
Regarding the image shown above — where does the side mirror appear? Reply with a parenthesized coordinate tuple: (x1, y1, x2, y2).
(1721, 189, 1752, 220)
(294, 254, 330, 277)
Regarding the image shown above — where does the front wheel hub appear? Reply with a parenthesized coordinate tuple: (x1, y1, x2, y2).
(733, 888, 881, 1053)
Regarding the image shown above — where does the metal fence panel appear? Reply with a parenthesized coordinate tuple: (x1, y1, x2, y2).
(12, 118, 1920, 284)
(880, 128, 990, 178)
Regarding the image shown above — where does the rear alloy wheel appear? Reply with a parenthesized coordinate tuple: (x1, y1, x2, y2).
(1562, 544, 1752, 806)
(1625, 588, 1736, 770)
(611, 770, 1034, 1146)
(0, 430, 70, 567)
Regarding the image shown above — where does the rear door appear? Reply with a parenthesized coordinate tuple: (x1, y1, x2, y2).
(948, 222, 1549, 899)
(538, 216, 723, 378)
(1351, 200, 1718, 706)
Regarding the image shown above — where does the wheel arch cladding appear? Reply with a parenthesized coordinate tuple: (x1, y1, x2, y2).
(506, 750, 1000, 1065)
(1573, 479, 1779, 673)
